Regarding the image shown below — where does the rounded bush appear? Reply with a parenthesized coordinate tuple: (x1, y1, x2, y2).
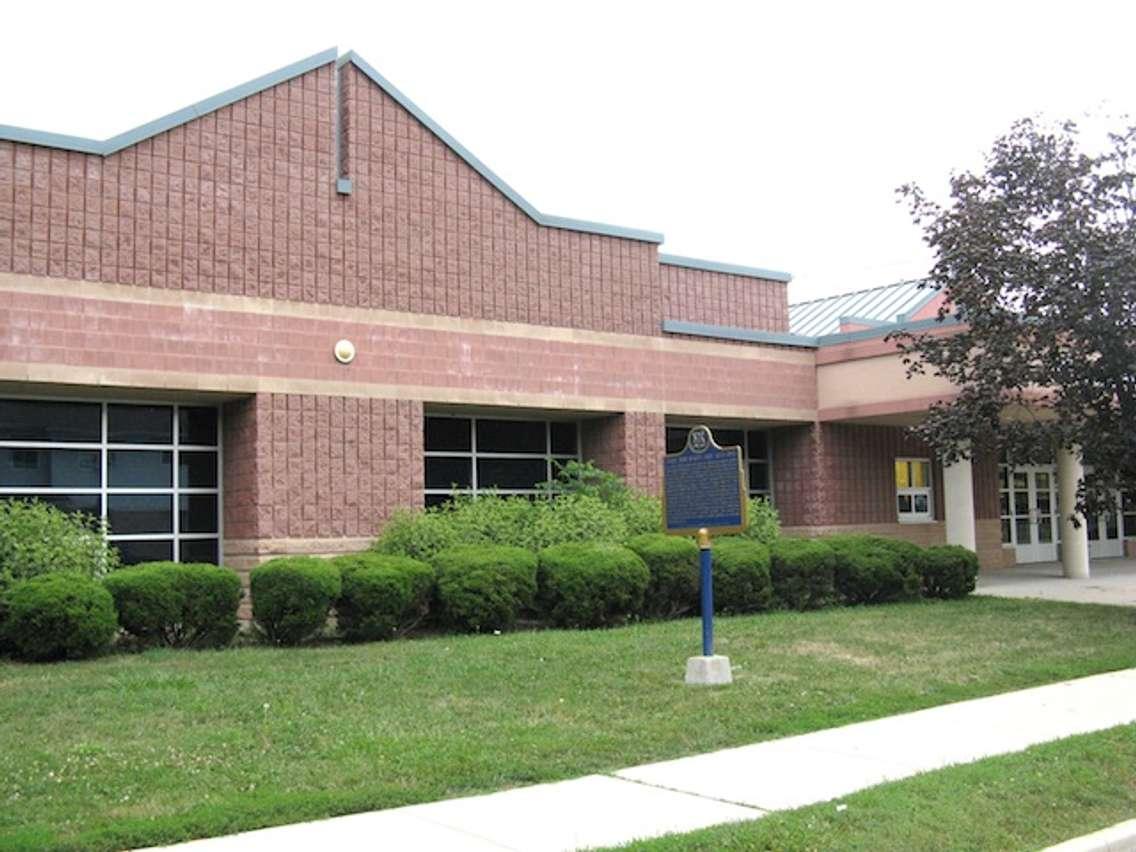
(250, 557, 341, 646)
(103, 562, 241, 649)
(708, 538, 774, 614)
(0, 573, 117, 661)
(825, 535, 922, 605)
(332, 552, 435, 642)
(921, 545, 979, 599)
(433, 545, 537, 632)
(0, 498, 119, 593)
(626, 533, 698, 617)
(537, 542, 649, 628)
(769, 538, 837, 610)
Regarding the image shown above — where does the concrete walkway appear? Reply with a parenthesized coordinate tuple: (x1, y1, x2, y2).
(145, 668, 1136, 852)
(976, 558, 1136, 607)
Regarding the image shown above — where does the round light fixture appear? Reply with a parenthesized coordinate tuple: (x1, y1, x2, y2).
(333, 339, 356, 364)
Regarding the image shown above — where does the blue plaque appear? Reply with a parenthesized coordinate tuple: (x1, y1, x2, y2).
(663, 425, 748, 535)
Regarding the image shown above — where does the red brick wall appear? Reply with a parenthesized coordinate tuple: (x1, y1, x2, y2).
(223, 392, 423, 541)
(660, 263, 789, 333)
(0, 61, 796, 338)
(580, 411, 666, 495)
(773, 423, 944, 527)
(972, 450, 1001, 520)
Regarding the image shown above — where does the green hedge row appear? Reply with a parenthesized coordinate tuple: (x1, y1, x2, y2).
(0, 533, 979, 661)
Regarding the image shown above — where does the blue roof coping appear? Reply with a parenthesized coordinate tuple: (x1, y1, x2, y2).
(663, 314, 960, 349)
(659, 254, 792, 283)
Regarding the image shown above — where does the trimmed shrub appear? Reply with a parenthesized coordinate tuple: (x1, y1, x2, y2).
(103, 562, 241, 649)
(332, 552, 434, 642)
(738, 497, 781, 546)
(0, 498, 119, 592)
(627, 533, 698, 617)
(250, 557, 341, 646)
(825, 535, 922, 605)
(708, 537, 774, 614)
(769, 538, 837, 610)
(921, 545, 979, 599)
(537, 542, 649, 628)
(0, 573, 117, 661)
(433, 545, 537, 632)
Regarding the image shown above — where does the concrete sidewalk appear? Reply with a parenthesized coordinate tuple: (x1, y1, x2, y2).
(145, 668, 1136, 852)
(976, 559, 1136, 607)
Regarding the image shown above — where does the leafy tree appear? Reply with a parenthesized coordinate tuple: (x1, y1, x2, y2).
(893, 118, 1136, 516)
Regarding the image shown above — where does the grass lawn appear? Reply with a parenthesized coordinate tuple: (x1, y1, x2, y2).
(616, 723, 1136, 851)
(1, 597, 1135, 851)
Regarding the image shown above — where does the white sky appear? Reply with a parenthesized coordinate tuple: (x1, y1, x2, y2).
(2, 0, 1133, 303)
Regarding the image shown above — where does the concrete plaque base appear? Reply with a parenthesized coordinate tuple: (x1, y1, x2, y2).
(684, 655, 733, 686)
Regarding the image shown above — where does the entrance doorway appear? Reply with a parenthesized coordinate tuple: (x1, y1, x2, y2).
(1000, 465, 1125, 563)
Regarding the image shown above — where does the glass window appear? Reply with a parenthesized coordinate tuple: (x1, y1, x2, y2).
(115, 539, 174, 565)
(477, 457, 548, 490)
(179, 451, 218, 489)
(178, 407, 219, 446)
(425, 417, 472, 452)
(1123, 492, 1136, 541)
(896, 458, 933, 522)
(424, 415, 581, 501)
(425, 456, 473, 490)
(0, 448, 100, 488)
(108, 494, 174, 535)
(0, 399, 221, 564)
(108, 450, 173, 488)
(107, 404, 173, 444)
(476, 419, 546, 454)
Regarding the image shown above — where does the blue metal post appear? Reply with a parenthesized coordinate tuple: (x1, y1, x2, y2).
(698, 528, 713, 656)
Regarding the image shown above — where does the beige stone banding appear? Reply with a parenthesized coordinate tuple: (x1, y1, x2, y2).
(0, 361, 817, 423)
(0, 272, 814, 366)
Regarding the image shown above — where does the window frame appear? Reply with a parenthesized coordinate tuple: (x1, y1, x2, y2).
(0, 396, 223, 564)
(423, 414, 580, 505)
(895, 457, 933, 523)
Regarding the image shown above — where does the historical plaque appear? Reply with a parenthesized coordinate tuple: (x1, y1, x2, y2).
(662, 425, 747, 536)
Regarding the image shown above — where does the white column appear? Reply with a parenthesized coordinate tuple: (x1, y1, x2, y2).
(942, 455, 977, 552)
(1057, 445, 1090, 579)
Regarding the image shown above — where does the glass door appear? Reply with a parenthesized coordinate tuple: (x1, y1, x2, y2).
(1002, 466, 1059, 563)
(1087, 495, 1124, 559)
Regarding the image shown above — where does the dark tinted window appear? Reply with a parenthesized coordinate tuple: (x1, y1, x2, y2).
(714, 429, 744, 448)
(108, 494, 173, 535)
(115, 539, 174, 565)
(179, 451, 218, 488)
(0, 399, 101, 442)
(666, 427, 689, 454)
(425, 457, 473, 490)
(425, 417, 472, 452)
(476, 420, 545, 453)
(179, 538, 219, 564)
(108, 404, 173, 444)
(550, 422, 578, 455)
(178, 407, 219, 446)
(477, 457, 548, 490)
(748, 463, 769, 492)
(747, 431, 769, 460)
(179, 494, 219, 533)
(108, 450, 173, 488)
(0, 448, 100, 488)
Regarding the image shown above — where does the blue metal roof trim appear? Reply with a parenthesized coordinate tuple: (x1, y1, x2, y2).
(658, 254, 792, 283)
(662, 320, 818, 348)
(663, 314, 960, 349)
(815, 315, 961, 347)
(341, 51, 665, 245)
(0, 48, 339, 156)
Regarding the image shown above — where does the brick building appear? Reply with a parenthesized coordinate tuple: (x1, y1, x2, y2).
(1, 49, 1126, 581)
